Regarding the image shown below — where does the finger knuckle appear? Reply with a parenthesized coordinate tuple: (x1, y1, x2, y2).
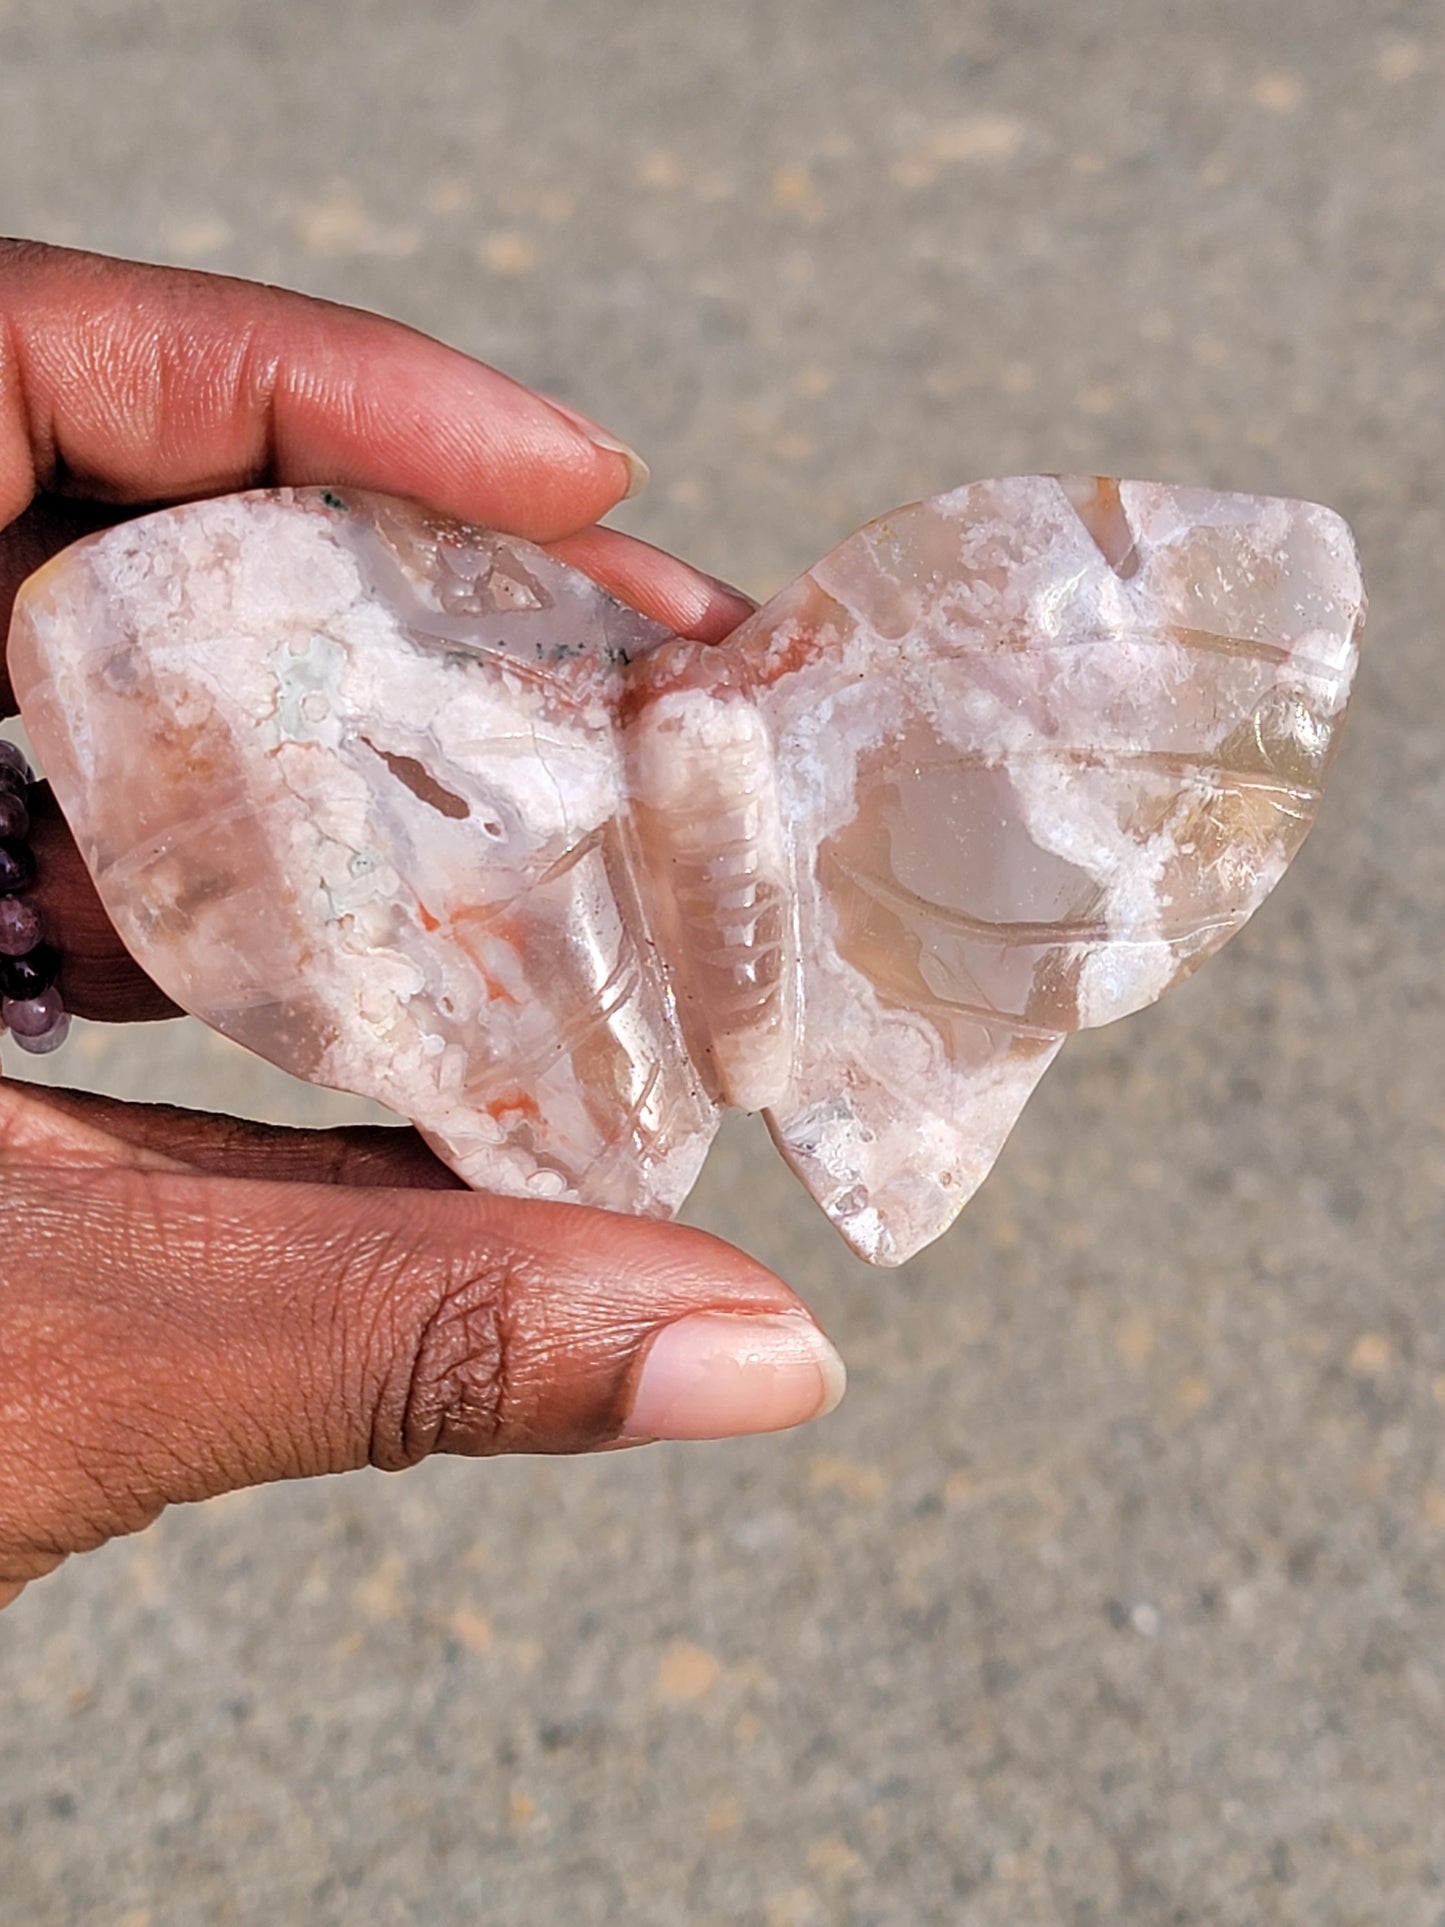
(369, 1254, 530, 1469)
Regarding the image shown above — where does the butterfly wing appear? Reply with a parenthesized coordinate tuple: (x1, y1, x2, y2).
(707, 475, 1364, 1262)
(11, 486, 721, 1217)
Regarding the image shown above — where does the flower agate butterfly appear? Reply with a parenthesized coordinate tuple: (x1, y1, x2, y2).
(9, 478, 1364, 1262)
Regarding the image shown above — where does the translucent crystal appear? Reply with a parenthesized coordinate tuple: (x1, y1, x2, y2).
(8, 478, 1365, 1262)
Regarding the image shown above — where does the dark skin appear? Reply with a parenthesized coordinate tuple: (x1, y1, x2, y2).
(0, 243, 843, 1610)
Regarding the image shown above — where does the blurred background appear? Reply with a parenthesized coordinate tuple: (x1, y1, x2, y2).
(1, 2, 1442, 1921)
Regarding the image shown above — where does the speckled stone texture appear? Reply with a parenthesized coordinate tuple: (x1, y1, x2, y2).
(0, 3, 1441, 1924)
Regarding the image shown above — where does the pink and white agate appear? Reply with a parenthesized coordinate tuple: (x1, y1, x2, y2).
(8, 476, 1365, 1262)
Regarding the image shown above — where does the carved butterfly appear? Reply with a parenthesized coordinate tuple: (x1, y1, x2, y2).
(10, 476, 1365, 1262)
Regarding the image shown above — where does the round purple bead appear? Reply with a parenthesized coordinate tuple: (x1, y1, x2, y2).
(10, 1008, 70, 1055)
(0, 791, 29, 841)
(0, 942, 58, 1000)
(4, 986, 64, 1038)
(0, 741, 31, 781)
(0, 896, 41, 956)
(0, 839, 35, 893)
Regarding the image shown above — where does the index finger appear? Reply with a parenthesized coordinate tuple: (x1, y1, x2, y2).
(0, 240, 641, 541)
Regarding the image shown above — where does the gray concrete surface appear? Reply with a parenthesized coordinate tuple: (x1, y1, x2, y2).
(1, 1, 1442, 1921)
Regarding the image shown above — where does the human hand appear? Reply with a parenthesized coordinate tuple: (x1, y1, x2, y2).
(0, 242, 845, 1610)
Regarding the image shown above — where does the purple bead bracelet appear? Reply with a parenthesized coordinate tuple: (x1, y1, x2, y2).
(0, 741, 69, 1054)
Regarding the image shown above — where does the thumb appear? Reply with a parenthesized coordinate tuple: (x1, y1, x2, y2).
(0, 1093, 844, 1599)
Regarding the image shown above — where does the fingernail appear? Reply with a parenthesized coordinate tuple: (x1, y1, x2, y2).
(700, 572, 758, 632)
(623, 1312, 846, 1442)
(541, 396, 650, 499)
(702, 569, 755, 611)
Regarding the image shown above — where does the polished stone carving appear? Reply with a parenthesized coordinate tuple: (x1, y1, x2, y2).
(9, 478, 1365, 1261)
